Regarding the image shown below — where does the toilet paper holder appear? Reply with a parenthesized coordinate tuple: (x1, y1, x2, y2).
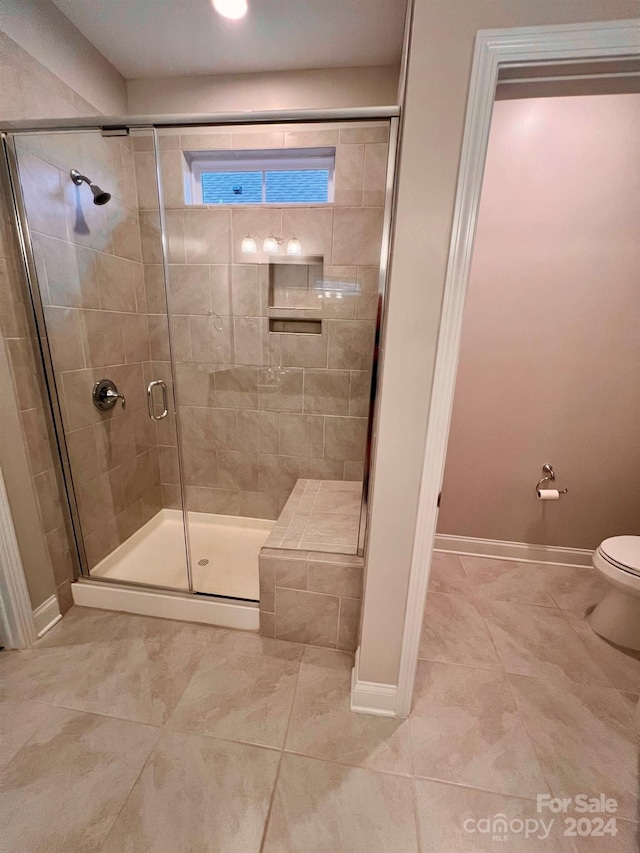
(535, 464, 568, 496)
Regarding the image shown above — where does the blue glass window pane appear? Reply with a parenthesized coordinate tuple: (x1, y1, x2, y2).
(265, 170, 329, 203)
(201, 171, 262, 204)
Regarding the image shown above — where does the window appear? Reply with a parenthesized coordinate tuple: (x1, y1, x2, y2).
(184, 147, 335, 205)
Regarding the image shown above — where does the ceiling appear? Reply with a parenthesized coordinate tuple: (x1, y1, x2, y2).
(51, 0, 407, 80)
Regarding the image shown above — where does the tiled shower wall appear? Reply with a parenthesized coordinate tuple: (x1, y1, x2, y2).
(135, 122, 388, 520)
(0, 31, 105, 612)
(15, 131, 170, 569)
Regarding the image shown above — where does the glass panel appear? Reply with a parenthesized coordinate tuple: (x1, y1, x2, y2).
(157, 120, 389, 599)
(12, 128, 191, 592)
(265, 169, 329, 203)
(201, 171, 262, 204)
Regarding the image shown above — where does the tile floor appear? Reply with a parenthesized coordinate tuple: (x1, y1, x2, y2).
(1, 553, 639, 852)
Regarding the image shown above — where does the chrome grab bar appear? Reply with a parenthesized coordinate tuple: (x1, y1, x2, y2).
(147, 380, 168, 421)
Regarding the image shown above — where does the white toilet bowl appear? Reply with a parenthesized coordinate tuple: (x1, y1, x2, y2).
(589, 536, 640, 651)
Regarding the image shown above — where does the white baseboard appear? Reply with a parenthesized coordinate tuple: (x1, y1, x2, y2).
(350, 648, 398, 717)
(71, 580, 260, 631)
(32, 594, 62, 637)
(434, 534, 593, 569)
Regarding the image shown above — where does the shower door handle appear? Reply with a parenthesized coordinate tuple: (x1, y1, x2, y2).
(147, 380, 168, 421)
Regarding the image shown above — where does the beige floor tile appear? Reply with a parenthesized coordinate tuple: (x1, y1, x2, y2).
(54, 610, 216, 725)
(414, 779, 576, 851)
(418, 591, 501, 670)
(168, 630, 302, 748)
(544, 566, 610, 614)
(100, 730, 279, 853)
(460, 557, 558, 607)
(508, 674, 639, 820)
(285, 647, 412, 774)
(479, 598, 613, 687)
(0, 607, 124, 705)
(562, 610, 640, 693)
(262, 753, 418, 853)
(0, 700, 52, 770)
(428, 552, 472, 596)
(0, 706, 159, 853)
(410, 661, 549, 798)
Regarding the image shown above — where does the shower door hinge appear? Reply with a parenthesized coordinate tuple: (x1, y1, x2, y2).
(101, 127, 129, 137)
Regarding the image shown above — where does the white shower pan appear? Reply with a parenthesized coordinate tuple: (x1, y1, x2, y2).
(72, 509, 273, 631)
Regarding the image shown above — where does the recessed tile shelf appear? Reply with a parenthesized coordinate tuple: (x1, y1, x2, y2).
(268, 318, 322, 334)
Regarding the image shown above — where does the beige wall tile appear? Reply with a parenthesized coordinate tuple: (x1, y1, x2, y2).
(163, 210, 186, 263)
(281, 208, 334, 259)
(339, 125, 389, 144)
(133, 151, 160, 211)
(111, 202, 142, 262)
(284, 130, 339, 148)
(7, 338, 43, 411)
(94, 416, 138, 474)
(159, 149, 187, 208)
(308, 561, 363, 598)
(37, 236, 100, 309)
(363, 143, 389, 194)
(184, 209, 231, 264)
(191, 315, 232, 363)
(44, 306, 85, 371)
(80, 309, 126, 368)
(335, 144, 364, 192)
(278, 329, 328, 369)
(338, 597, 361, 650)
(279, 413, 324, 458)
(231, 263, 260, 315)
(303, 369, 350, 415)
(214, 364, 259, 409)
(274, 556, 308, 590)
(300, 458, 346, 481)
(167, 265, 211, 315)
(327, 320, 375, 371)
(122, 313, 151, 363)
(239, 490, 283, 519)
(259, 367, 303, 412)
(180, 132, 232, 150)
(236, 409, 280, 454)
(259, 454, 302, 494)
(233, 316, 267, 365)
(139, 210, 163, 264)
(217, 450, 259, 491)
(231, 130, 285, 149)
(275, 588, 339, 647)
(95, 252, 138, 312)
(324, 416, 368, 462)
(332, 208, 384, 266)
(185, 486, 240, 515)
(259, 557, 276, 611)
(349, 370, 372, 417)
(20, 406, 54, 476)
(192, 406, 237, 450)
(210, 265, 231, 316)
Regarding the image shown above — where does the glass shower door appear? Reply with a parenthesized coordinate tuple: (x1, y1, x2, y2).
(10, 127, 191, 592)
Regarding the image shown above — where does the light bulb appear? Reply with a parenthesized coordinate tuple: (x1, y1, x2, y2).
(286, 237, 302, 256)
(241, 235, 257, 254)
(212, 0, 248, 20)
(263, 235, 279, 254)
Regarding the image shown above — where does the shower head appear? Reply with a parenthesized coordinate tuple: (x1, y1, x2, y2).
(70, 169, 111, 205)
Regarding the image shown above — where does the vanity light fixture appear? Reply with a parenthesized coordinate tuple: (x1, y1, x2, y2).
(241, 235, 257, 254)
(241, 232, 302, 255)
(212, 0, 248, 20)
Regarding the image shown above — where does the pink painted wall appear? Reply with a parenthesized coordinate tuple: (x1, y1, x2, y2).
(437, 93, 640, 551)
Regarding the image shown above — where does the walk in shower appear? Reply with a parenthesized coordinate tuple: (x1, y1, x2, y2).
(2, 112, 397, 626)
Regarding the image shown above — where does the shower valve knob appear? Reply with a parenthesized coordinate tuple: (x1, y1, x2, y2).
(93, 379, 126, 411)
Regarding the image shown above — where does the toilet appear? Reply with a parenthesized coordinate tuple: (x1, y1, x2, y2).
(589, 536, 640, 651)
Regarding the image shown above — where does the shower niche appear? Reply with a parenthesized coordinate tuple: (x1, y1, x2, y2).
(268, 255, 324, 312)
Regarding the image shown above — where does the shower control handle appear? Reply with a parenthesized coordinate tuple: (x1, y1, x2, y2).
(93, 379, 126, 411)
(147, 380, 168, 421)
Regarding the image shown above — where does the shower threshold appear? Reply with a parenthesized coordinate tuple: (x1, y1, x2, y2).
(89, 508, 274, 600)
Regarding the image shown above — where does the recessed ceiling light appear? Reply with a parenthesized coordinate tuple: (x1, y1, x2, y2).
(212, 0, 248, 20)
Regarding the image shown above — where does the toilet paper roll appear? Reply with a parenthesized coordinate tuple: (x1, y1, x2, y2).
(537, 489, 560, 500)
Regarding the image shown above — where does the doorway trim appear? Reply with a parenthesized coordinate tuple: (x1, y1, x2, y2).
(394, 18, 640, 717)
